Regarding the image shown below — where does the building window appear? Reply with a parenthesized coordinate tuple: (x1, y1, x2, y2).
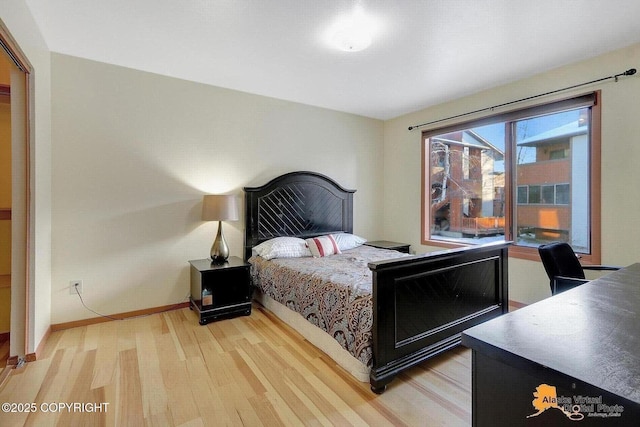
(556, 183, 570, 205)
(422, 92, 601, 263)
(549, 148, 568, 160)
(517, 184, 570, 205)
(517, 186, 528, 204)
(528, 185, 542, 204)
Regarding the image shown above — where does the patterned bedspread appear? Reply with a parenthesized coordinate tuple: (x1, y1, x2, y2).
(249, 245, 409, 367)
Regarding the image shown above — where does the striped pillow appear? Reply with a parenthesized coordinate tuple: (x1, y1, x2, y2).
(305, 235, 342, 258)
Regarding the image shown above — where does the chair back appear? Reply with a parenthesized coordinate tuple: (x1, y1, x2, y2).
(538, 242, 585, 282)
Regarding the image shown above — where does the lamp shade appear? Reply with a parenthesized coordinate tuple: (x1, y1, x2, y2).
(202, 194, 239, 221)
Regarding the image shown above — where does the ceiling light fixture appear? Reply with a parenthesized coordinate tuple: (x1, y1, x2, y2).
(328, 2, 376, 52)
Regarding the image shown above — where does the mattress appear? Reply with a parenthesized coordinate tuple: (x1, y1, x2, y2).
(249, 245, 409, 379)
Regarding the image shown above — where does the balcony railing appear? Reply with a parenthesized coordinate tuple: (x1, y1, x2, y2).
(460, 216, 505, 236)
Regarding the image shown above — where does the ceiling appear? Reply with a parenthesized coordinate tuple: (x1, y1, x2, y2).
(24, 0, 640, 120)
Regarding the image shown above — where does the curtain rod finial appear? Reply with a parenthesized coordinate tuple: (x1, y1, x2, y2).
(616, 69, 636, 81)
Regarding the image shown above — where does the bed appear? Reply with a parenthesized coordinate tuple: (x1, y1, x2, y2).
(244, 171, 509, 393)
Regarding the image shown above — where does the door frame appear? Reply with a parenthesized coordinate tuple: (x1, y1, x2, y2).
(0, 19, 33, 364)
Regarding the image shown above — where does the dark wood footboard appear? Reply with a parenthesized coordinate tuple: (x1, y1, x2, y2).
(368, 241, 510, 393)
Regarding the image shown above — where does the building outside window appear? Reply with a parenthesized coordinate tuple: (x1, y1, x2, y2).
(422, 92, 601, 262)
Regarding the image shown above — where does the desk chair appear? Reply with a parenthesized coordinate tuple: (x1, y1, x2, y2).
(538, 242, 620, 295)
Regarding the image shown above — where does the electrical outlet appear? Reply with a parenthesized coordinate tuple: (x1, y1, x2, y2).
(69, 280, 83, 295)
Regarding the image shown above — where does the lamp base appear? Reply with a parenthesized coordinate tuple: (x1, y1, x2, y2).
(210, 220, 230, 264)
(210, 255, 228, 265)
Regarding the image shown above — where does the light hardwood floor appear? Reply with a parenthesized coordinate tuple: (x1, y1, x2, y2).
(0, 304, 473, 426)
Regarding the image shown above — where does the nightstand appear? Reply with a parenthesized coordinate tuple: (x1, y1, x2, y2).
(189, 256, 253, 325)
(364, 240, 411, 254)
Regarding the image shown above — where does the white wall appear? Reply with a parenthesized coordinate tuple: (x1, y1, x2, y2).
(1, 1, 52, 355)
(50, 54, 384, 324)
(383, 43, 640, 304)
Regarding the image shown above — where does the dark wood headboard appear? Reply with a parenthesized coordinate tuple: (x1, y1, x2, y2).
(243, 171, 355, 260)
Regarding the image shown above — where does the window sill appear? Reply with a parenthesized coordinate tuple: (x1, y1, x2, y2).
(421, 239, 600, 264)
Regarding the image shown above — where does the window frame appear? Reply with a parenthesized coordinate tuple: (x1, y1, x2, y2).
(421, 92, 601, 263)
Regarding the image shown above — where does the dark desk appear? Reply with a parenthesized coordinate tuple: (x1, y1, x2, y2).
(462, 263, 640, 426)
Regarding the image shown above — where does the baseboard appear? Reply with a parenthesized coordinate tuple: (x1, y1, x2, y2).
(51, 301, 190, 332)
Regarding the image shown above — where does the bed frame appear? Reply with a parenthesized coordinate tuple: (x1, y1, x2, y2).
(244, 171, 509, 393)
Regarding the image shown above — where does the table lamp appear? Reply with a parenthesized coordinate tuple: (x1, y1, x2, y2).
(202, 194, 239, 263)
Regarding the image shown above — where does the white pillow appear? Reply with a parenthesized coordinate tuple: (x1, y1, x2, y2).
(253, 237, 311, 260)
(334, 233, 367, 251)
(306, 235, 342, 258)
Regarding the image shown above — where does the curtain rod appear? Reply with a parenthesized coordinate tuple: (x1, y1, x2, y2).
(407, 68, 636, 131)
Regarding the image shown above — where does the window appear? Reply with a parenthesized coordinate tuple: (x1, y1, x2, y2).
(517, 184, 570, 205)
(517, 186, 528, 204)
(556, 184, 570, 205)
(549, 148, 568, 160)
(528, 185, 541, 204)
(422, 92, 601, 262)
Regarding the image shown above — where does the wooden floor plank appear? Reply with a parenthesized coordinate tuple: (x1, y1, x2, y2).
(284, 369, 353, 426)
(83, 322, 101, 351)
(231, 315, 262, 345)
(27, 348, 79, 426)
(91, 322, 119, 389)
(156, 351, 199, 425)
(136, 327, 168, 418)
(313, 363, 401, 427)
(0, 359, 51, 426)
(0, 305, 474, 426)
(58, 350, 107, 427)
(247, 393, 287, 427)
(227, 343, 267, 396)
(220, 350, 258, 399)
(185, 356, 233, 426)
(168, 311, 202, 360)
(117, 348, 145, 426)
